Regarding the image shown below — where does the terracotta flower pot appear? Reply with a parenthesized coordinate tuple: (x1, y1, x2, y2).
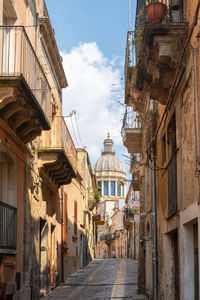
(146, 2, 167, 23)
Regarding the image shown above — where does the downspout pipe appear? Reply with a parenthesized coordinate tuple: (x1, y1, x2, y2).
(192, 46, 200, 174)
(152, 141, 158, 300)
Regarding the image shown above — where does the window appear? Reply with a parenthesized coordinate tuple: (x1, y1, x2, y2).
(167, 112, 176, 157)
(104, 181, 108, 196)
(117, 184, 121, 197)
(0, 152, 16, 207)
(98, 181, 102, 196)
(111, 181, 115, 196)
(0, 150, 17, 249)
(74, 200, 77, 236)
(167, 112, 177, 215)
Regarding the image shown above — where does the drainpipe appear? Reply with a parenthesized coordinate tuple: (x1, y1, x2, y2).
(192, 46, 200, 174)
(152, 102, 158, 300)
(152, 143, 158, 300)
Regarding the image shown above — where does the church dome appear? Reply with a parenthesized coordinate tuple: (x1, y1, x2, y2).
(93, 134, 126, 176)
(93, 155, 126, 174)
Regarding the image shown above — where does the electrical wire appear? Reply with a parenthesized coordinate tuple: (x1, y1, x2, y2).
(74, 111, 85, 148)
(70, 112, 80, 147)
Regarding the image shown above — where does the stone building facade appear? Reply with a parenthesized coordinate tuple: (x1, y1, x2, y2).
(0, 1, 97, 299)
(62, 149, 98, 279)
(122, 0, 200, 299)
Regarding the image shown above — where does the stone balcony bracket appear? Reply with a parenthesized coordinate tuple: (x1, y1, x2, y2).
(38, 150, 76, 187)
(0, 80, 50, 144)
(128, 87, 148, 113)
(136, 23, 188, 105)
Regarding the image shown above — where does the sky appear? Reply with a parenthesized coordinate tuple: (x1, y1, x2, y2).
(45, 0, 136, 179)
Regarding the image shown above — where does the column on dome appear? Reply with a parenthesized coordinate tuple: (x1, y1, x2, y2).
(122, 184, 124, 197)
(108, 180, 110, 197)
(117, 182, 121, 197)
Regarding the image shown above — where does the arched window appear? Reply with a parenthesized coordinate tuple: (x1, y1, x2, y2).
(104, 181, 108, 196)
(0, 150, 17, 249)
(110, 181, 115, 196)
(117, 183, 121, 197)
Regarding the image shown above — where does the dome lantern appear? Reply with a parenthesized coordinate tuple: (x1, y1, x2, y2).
(102, 133, 115, 156)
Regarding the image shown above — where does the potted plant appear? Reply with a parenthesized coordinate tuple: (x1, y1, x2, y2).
(146, 0, 167, 23)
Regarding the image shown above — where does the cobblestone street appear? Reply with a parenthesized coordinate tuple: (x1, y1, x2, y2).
(41, 259, 147, 300)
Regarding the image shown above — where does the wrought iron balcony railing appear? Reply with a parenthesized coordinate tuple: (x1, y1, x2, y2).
(125, 208, 135, 218)
(124, 31, 135, 83)
(140, 0, 184, 24)
(0, 202, 17, 249)
(121, 107, 142, 138)
(0, 26, 51, 123)
(40, 116, 77, 172)
(61, 117, 77, 172)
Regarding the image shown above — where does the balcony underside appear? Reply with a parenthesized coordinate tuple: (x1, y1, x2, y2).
(0, 77, 50, 143)
(39, 150, 76, 187)
(124, 217, 134, 228)
(88, 200, 98, 211)
(136, 23, 188, 105)
(128, 87, 148, 113)
(132, 181, 139, 191)
(123, 128, 141, 154)
(125, 69, 147, 113)
(93, 214, 101, 221)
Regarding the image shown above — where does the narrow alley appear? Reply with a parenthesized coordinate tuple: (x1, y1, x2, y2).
(41, 259, 146, 300)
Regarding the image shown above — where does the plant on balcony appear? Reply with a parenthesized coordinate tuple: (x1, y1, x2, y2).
(133, 7, 145, 63)
(94, 187, 101, 202)
(146, 0, 167, 23)
(87, 186, 101, 211)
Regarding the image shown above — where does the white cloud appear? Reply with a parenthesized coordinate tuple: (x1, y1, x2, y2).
(61, 42, 125, 165)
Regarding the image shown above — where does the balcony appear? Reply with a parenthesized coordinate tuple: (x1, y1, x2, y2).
(105, 233, 115, 245)
(121, 108, 142, 154)
(134, 0, 188, 105)
(124, 31, 147, 113)
(38, 117, 77, 187)
(124, 208, 135, 228)
(0, 26, 51, 143)
(132, 177, 140, 191)
(100, 234, 106, 241)
(0, 202, 16, 250)
(88, 199, 99, 211)
(93, 213, 101, 222)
